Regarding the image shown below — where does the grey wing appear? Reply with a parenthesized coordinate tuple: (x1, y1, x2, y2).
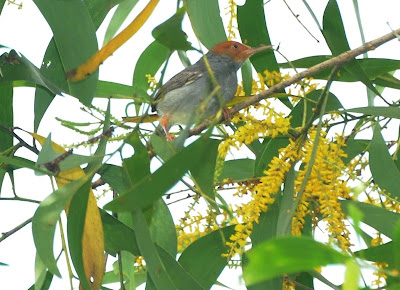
(152, 67, 204, 112)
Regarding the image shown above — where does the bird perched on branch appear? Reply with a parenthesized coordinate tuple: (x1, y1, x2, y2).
(152, 41, 271, 140)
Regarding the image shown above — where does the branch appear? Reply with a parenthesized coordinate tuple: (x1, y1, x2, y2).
(189, 27, 400, 136)
(0, 217, 32, 242)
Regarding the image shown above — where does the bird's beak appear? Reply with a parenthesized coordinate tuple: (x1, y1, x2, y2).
(241, 45, 272, 60)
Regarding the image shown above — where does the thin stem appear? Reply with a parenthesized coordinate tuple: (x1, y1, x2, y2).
(0, 217, 32, 242)
(282, 0, 319, 43)
(59, 219, 74, 290)
(117, 252, 126, 290)
(0, 197, 40, 203)
(288, 66, 339, 230)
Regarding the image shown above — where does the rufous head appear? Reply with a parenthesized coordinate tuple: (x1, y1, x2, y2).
(211, 41, 271, 62)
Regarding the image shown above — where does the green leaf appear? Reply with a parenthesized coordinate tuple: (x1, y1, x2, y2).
(105, 136, 217, 212)
(254, 139, 289, 177)
(33, 0, 98, 105)
(343, 259, 361, 290)
(98, 164, 131, 193)
(84, 0, 124, 30)
(32, 177, 91, 276)
(290, 90, 342, 128)
(280, 57, 400, 86)
(34, 40, 66, 131)
(191, 138, 220, 204)
(237, 0, 278, 73)
(322, 0, 380, 96)
(183, 0, 226, 49)
(130, 209, 176, 289)
(245, 194, 284, 290)
(341, 200, 400, 238)
(0, 83, 13, 151)
(100, 209, 140, 256)
(34, 253, 53, 290)
(276, 165, 296, 236)
(156, 245, 203, 289)
(152, 8, 192, 51)
(243, 236, 349, 285)
(123, 132, 150, 185)
(0, 155, 47, 175)
(179, 226, 236, 289)
(149, 199, 177, 257)
(241, 60, 253, 96)
(344, 106, 400, 119)
(218, 159, 255, 182)
(370, 125, 400, 199)
(67, 181, 92, 290)
(95, 80, 149, 102)
(355, 242, 394, 265)
(0, 50, 63, 94)
(343, 137, 367, 164)
(103, 0, 139, 46)
(132, 40, 170, 94)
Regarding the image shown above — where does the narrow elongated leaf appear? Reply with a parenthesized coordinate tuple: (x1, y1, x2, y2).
(103, 0, 140, 46)
(152, 8, 192, 51)
(355, 242, 394, 265)
(191, 138, 220, 203)
(34, 40, 66, 131)
(149, 199, 177, 257)
(105, 136, 217, 211)
(341, 200, 400, 238)
(95, 80, 149, 101)
(237, 0, 278, 73)
(218, 159, 255, 182)
(322, 0, 380, 96)
(100, 209, 140, 256)
(156, 245, 203, 289)
(344, 106, 400, 119)
(131, 209, 176, 289)
(245, 194, 284, 290)
(0, 83, 12, 151)
(67, 181, 92, 290)
(32, 177, 89, 276)
(254, 139, 289, 177)
(290, 90, 342, 128)
(280, 57, 400, 82)
(370, 125, 400, 199)
(32, 133, 105, 288)
(243, 236, 349, 285)
(132, 40, 170, 93)
(33, 0, 98, 105)
(123, 132, 150, 185)
(0, 50, 63, 94)
(179, 226, 236, 289)
(183, 0, 226, 48)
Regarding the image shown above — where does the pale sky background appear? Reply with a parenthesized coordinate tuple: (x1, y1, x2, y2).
(1, 0, 400, 289)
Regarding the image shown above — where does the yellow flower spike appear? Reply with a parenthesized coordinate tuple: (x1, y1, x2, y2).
(31, 133, 105, 290)
(67, 0, 160, 82)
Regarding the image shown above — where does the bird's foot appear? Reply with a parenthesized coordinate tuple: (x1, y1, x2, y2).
(166, 133, 176, 141)
(223, 107, 232, 124)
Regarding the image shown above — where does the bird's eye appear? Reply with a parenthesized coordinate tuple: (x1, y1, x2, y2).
(232, 44, 238, 49)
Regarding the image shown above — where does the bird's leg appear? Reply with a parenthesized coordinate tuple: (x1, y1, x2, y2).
(222, 107, 232, 124)
(160, 115, 175, 141)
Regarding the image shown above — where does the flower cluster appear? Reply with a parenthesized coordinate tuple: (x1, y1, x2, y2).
(222, 139, 300, 258)
(225, 0, 238, 40)
(218, 101, 292, 157)
(292, 130, 352, 251)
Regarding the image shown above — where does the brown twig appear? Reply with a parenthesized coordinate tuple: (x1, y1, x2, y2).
(0, 217, 32, 242)
(189, 27, 400, 136)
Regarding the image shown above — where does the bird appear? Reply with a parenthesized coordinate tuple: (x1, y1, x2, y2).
(152, 41, 271, 141)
